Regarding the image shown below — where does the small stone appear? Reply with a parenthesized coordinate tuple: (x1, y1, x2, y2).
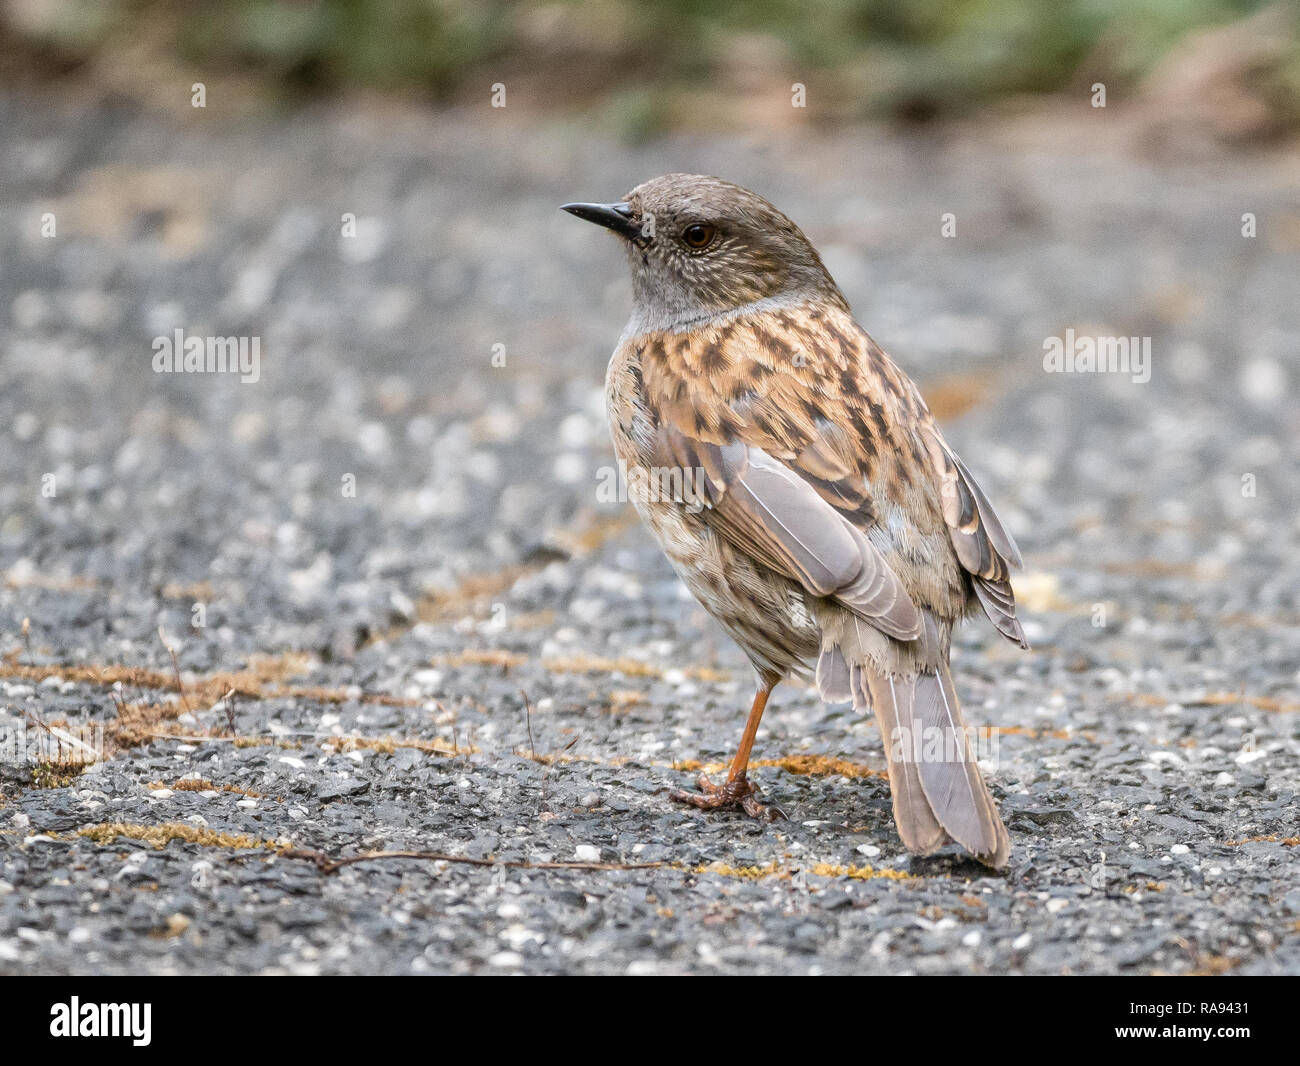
(488, 951, 523, 968)
(316, 778, 367, 801)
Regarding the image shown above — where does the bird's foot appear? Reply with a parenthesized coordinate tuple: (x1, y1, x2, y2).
(670, 773, 784, 821)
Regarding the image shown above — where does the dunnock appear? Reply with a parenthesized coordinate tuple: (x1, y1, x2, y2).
(563, 174, 1026, 867)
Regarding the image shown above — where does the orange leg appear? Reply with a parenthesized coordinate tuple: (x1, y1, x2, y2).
(670, 682, 782, 820)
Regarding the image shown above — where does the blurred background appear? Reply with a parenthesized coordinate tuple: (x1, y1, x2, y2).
(5, 0, 1298, 654)
(2, 1, 1299, 976)
(3, 0, 1300, 135)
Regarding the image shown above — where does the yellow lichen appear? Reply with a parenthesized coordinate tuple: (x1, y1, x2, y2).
(148, 779, 265, 798)
(322, 734, 471, 757)
(433, 649, 528, 670)
(1226, 834, 1299, 846)
(808, 862, 915, 882)
(674, 754, 884, 780)
(754, 754, 885, 780)
(694, 861, 786, 880)
(693, 860, 915, 882)
(74, 821, 280, 851)
(544, 654, 729, 682)
(607, 689, 647, 712)
(31, 760, 87, 789)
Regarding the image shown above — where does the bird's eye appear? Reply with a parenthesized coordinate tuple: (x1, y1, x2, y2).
(681, 223, 717, 250)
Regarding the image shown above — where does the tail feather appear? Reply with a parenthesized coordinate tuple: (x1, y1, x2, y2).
(857, 662, 1008, 868)
(854, 666, 946, 856)
(815, 644, 852, 703)
(911, 664, 1009, 867)
(814, 607, 1011, 868)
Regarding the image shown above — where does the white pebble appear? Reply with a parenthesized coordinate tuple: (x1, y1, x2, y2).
(1239, 358, 1286, 407)
(488, 951, 523, 968)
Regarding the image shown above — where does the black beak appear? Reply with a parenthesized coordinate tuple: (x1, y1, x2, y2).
(561, 201, 642, 241)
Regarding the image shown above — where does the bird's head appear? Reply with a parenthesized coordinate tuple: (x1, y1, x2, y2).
(563, 174, 846, 330)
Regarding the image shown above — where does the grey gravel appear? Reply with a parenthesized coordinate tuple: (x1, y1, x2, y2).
(1, 88, 1298, 975)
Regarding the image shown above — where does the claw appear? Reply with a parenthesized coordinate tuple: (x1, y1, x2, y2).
(670, 773, 782, 821)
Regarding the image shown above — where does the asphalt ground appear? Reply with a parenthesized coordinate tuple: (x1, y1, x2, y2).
(1, 88, 1298, 974)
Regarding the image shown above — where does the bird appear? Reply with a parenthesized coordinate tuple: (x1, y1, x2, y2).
(562, 174, 1027, 868)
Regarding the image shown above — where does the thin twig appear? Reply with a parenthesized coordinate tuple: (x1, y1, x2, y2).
(520, 686, 552, 810)
(22, 710, 58, 762)
(22, 710, 100, 764)
(278, 847, 663, 875)
(220, 688, 238, 735)
(158, 628, 191, 713)
(23, 708, 51, 736)
(522, 688, 536, 761)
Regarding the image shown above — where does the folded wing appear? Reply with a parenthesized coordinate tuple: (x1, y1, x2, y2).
(658, 424, 921, 642)
(923, 424, 1028, 648)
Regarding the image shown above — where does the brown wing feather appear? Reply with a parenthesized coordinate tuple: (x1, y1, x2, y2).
(656, 425, 921, 641)
(921, 424, 1028, 647)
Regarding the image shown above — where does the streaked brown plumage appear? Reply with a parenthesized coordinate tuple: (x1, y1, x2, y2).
(564, 174, 1027, 867)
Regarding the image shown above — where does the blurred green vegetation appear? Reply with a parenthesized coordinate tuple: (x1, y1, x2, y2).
(3, 0, 1298, 128)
